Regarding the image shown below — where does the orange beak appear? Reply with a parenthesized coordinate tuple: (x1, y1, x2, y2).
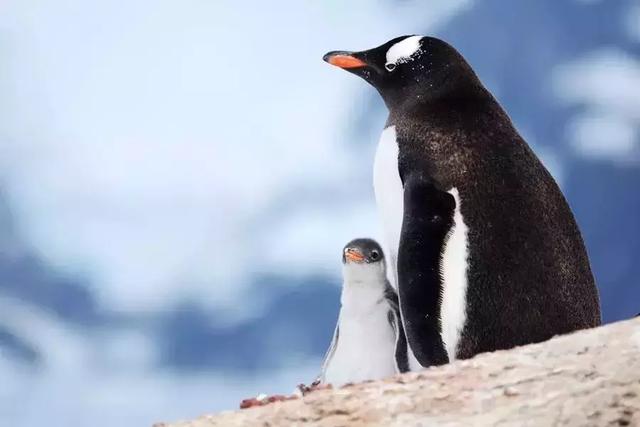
(323, 52, 367, 69)
(344, 248, 365, 263)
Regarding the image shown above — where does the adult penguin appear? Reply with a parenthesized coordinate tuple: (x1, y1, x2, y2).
(323, 35, 601, 368)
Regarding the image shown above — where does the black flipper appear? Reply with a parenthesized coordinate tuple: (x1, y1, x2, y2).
(397, 172, 456, 367)
(384, 283, 410, 373)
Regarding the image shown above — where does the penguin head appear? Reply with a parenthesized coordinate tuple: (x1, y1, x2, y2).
(341, 238, 387, 286)
(323, 35, 478, 109)
(342, 238, 385, 266)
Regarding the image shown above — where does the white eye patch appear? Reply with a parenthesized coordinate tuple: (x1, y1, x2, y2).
(385, 35, 423, 70)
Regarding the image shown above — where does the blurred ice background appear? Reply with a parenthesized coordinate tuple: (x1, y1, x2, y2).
(0, 0, 638, 425)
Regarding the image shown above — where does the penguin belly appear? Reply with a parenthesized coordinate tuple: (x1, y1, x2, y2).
(322, 307, 397, 386)
(373, 125, 404, 288)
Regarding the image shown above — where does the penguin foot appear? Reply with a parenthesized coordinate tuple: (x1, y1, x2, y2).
(296, 380, 332, 396)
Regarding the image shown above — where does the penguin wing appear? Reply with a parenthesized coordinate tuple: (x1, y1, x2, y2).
(317, 318, 340, 383)
(397, 171, 456, 367)
(384, 282, 410, 373)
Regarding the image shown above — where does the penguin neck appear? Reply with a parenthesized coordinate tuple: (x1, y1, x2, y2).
(340, 263, 387, 316)
(389, 82, 491, 119)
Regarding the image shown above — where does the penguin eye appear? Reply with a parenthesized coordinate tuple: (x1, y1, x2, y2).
(370, 250, 380, 260)
(385, 62, 396, 72)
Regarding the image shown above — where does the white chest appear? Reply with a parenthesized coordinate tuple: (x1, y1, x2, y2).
(323, 301, 397, 386)
(373, 125, 422, 369)
(373, 126, 404, 288)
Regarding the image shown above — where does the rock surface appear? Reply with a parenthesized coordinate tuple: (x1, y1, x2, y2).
(158, 317, 640, 427)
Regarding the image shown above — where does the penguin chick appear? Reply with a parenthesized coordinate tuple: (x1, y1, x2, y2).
(318, 238, 409, 386)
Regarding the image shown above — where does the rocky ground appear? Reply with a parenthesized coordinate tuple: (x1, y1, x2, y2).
(157, 317, 640, 427)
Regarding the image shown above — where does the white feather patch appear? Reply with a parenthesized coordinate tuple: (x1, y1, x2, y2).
(322, 266, 398, 386)
(373, 126, 403, 289)
(385, 36, 423, 66)
(440, 188, 469, 361)
(373, 125, 424, 371)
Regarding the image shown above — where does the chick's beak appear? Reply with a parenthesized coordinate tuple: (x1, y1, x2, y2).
(344, 247, 365, 263)
(323, 51, 367, 69)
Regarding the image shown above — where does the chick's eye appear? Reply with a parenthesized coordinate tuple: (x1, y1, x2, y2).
(370, 250, 379, 260)
(385, 62, 396, 72)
